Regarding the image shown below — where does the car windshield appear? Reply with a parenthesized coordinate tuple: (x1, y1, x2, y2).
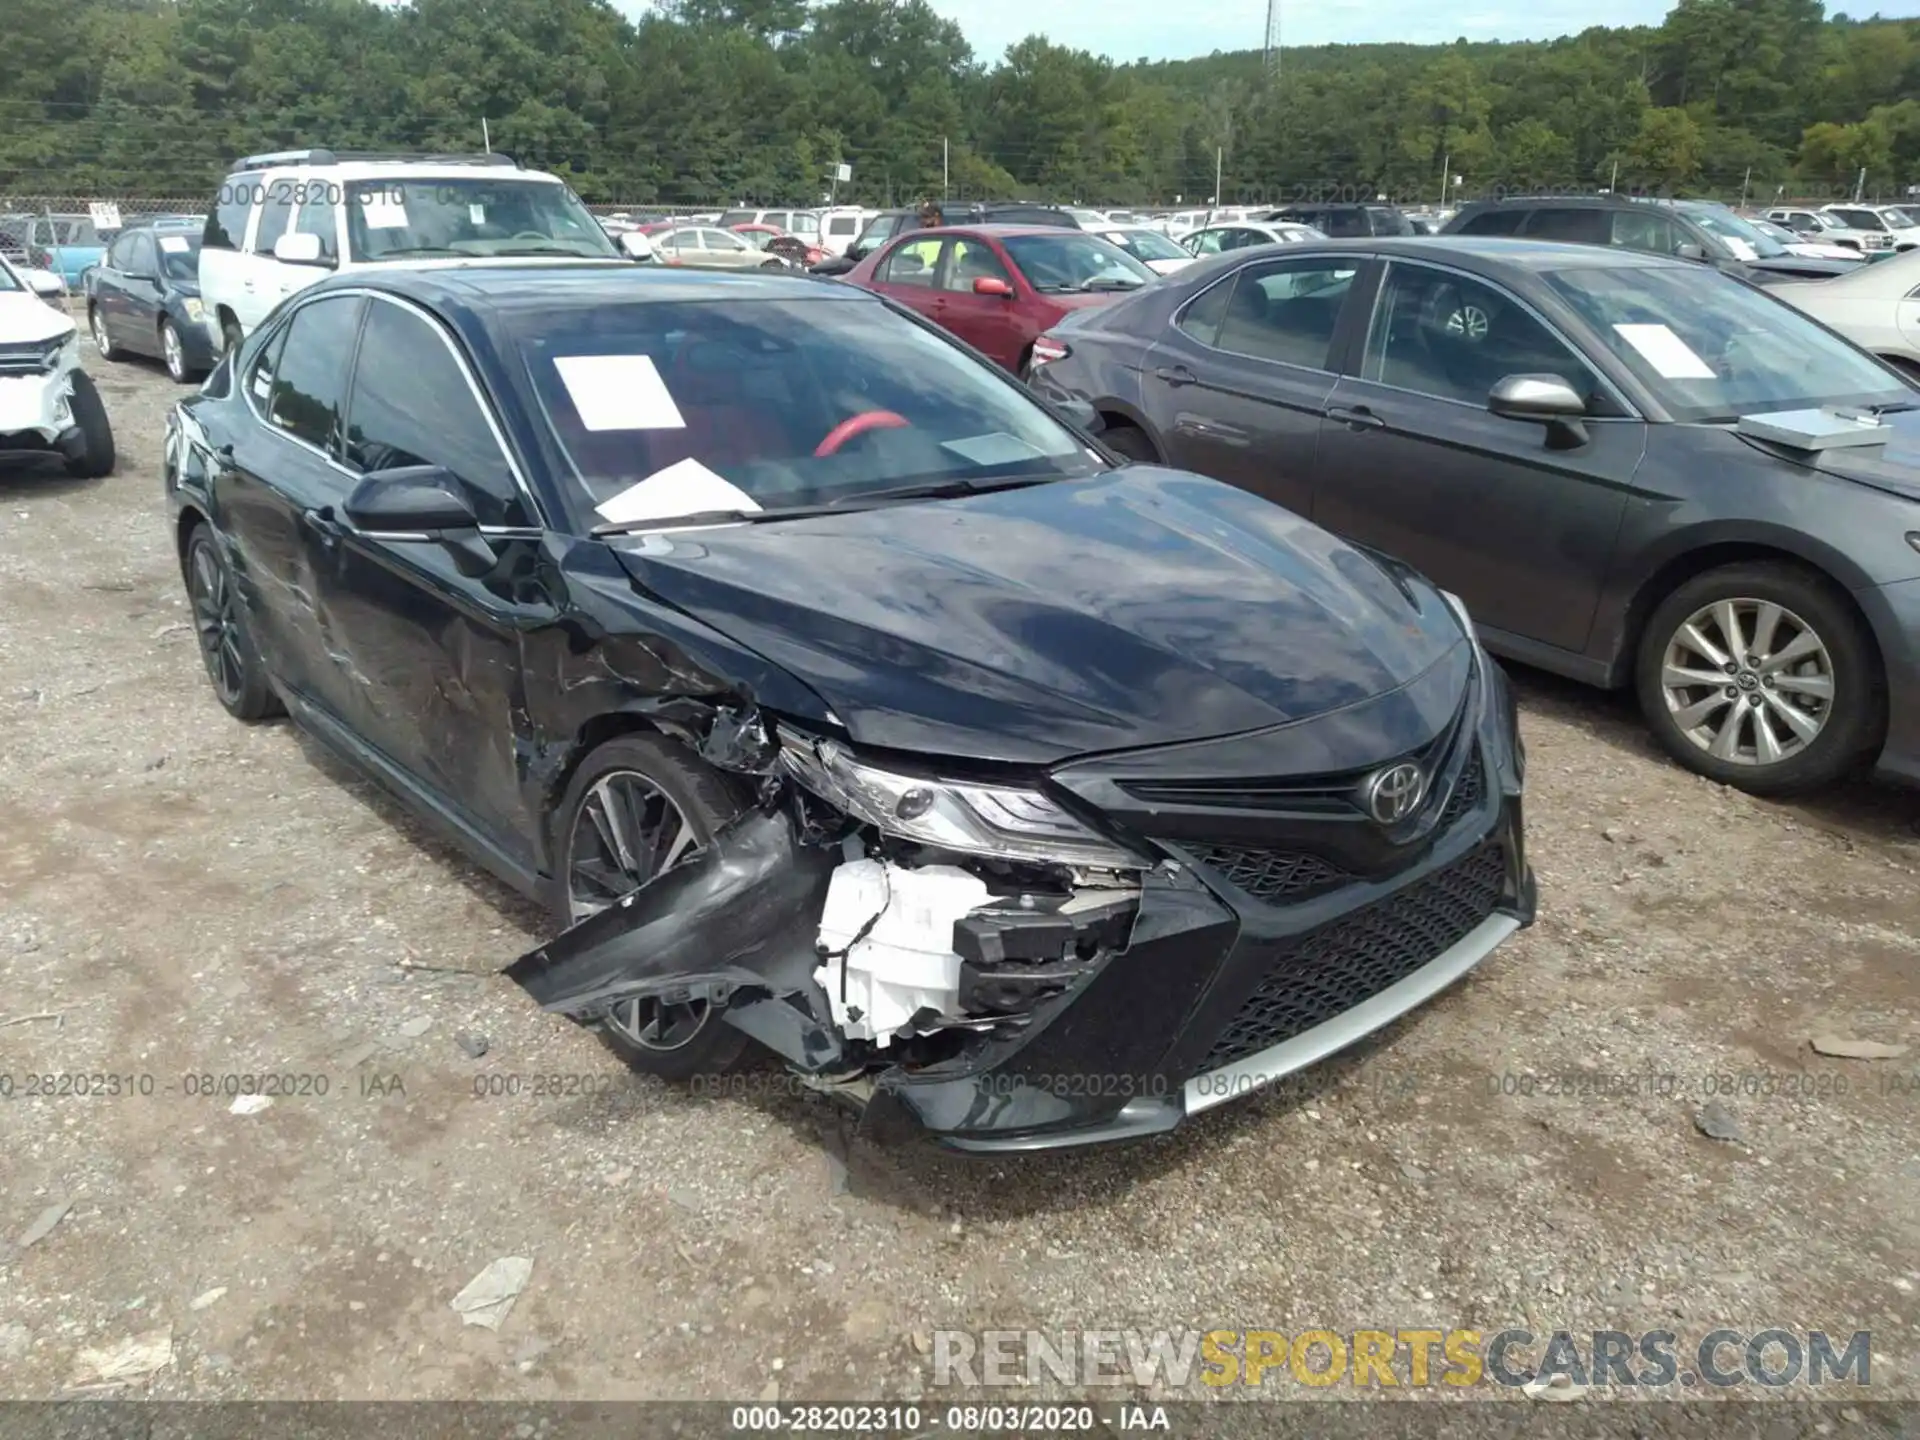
(1881, 209, 1916, 229)
(154, 232, 200, 281)
(0, 258, 20, 292)
(515, 296, 1104, 532)
(1545, 264, 1907, 423)
(1749, 218, 1799, 245)
(1104, 228, 1188, 262)
(344, 178, 619, 262)
(1680, 207, 1787, 259)
(999, 233, 1156, 293)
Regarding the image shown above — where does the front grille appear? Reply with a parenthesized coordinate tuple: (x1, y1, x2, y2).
(1196, 842, 1507, 1073)
(0, 340, 56, 376)
(1434, 749, 1485, 832)
(1185, 844, 1351, 902)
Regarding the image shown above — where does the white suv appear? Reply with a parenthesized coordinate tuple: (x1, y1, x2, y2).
(199, 149, 627, 355)
(0, 251, 114, 477)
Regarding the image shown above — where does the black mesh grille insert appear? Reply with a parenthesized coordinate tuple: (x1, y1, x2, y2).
(1196, 843, 1507, 1073)
(1435, 749, 1485, 833)
(1184, 845, 1351, 902)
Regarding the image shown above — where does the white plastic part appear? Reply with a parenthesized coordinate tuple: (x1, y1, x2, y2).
(814, 859, 992, 1047)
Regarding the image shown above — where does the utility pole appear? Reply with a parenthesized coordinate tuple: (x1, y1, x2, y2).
(1439, 151, 1449, 209)
(1609, 157, 1619, 194)
(943, 136, 949, 200)
(1213, 146, 1223, 220)
(1855, 166, 1867, 202)
(1264, 0, 1281, 82)
(1740, 165, 1750, 208)
(482, 117, 491, 154)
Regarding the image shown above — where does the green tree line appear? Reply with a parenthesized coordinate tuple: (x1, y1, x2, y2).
(4, 0, 1919, 207)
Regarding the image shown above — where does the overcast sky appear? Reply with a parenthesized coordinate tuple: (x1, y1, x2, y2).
(622, 1, 1920, 64)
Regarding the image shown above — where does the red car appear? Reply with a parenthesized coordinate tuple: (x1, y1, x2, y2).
(845, 224, 1157, 377)
(732, 222, 826, 267)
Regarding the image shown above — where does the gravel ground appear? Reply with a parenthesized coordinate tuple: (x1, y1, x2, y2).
(1, 346, 1917, 1413)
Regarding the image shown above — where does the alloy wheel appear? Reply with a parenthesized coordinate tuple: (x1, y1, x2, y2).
(1659, 597, 1834, 766)
(163, 322, 186, 381)
(566, 771, 708, 1053)
(90, 309, 112, 358)
(188, 540, 246, 706)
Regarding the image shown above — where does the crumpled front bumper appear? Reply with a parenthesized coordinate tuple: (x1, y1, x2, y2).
(0, 368, 81, 452)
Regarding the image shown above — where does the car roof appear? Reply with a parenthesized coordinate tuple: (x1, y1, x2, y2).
(940, 224, 1091, 238)
(1288, 235, 1691, 271)
(338, 260, 867, 311)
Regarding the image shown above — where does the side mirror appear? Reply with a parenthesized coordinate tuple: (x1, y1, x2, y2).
(344, 464, 497, 574)
(1489, 374, 1589, 448)
(973, 275, 1013, 297)
(272, 232, 329, 267)
(1674, 242, 1707, 262)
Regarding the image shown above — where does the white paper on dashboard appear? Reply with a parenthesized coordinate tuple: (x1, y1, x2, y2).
(158, 236, 190, 253)
(362, 194, 409, 229)
(1613, 323, 1717, 380)
(595, 457, 761, 526)
(1721, 236, 1757, 261)
(940, 432, 1045, 467)
(469, 203, 486, 225)
(553, 353, 686, 432)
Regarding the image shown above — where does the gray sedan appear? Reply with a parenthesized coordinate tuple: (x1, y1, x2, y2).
(1029, 236, 1920, 795)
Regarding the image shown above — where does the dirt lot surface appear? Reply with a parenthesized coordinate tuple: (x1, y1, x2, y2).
(2, 347, 1918, 1416)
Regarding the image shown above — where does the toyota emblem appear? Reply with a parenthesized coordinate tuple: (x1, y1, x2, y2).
(1365, 762, 1427, 825)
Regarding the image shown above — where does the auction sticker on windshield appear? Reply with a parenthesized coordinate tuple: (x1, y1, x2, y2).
(362, 193, 409, 229)
(554, 353, 687, 432)
(1613, 323, 1716, 380)
(595, 456, 758, 526)
(159, 236, 190, 253)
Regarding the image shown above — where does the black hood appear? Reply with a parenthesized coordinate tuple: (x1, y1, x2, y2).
(609, 468, 1467, 766)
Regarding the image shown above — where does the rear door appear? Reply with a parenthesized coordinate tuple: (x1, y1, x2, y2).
(1310, 258, 1644, 655)
(1137, 252, 1366, 517)
(214, 294, 367, 704)
(866, 235, 948, 323)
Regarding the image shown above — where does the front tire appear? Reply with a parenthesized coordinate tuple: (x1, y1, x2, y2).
(62, 372, 116, 479)
(547, 734, 749, 1081)
(1635, 562, 1880, 795)
(1101, 421, 1159, 463)
(161, 319, 193, 383)
(184, 524, 279, 721)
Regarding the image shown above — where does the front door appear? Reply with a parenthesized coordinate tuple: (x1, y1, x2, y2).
(866, 235, 947, 323)
(931, 235, 1024, 369)
(110, 232, 164, 355)
(1310, 259, 1645, 656)
(1137, 253, 1366, 518)
(235, 178, 297, 333)
(317, 294, 554, 868)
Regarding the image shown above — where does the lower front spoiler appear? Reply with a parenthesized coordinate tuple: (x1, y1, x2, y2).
(905, 908, 1522, 1154)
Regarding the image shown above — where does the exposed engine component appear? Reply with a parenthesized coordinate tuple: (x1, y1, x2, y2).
(814, 859, 992, 1046)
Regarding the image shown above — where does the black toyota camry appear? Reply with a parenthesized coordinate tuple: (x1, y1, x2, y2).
(163, 262, 1533, 1152)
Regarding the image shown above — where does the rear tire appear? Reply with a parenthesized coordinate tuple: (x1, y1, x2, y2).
(546, 733, 750, 1082)
(1101, 421, 1159, 463)
(183, 524, 279, 721)
(88, 306, 119, 362)
(62, 372, 116, 478)
(1635, 561, 1880, 796)
(220, 312, 243, 358)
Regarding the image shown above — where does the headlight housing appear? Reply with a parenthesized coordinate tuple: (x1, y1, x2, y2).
(780, 736, 1140, 869)
(182, 297, 206, 322)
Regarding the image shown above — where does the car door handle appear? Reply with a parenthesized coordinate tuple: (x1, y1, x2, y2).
(1325, 404, 1385, 431)
(1154, 364, 1197, 386)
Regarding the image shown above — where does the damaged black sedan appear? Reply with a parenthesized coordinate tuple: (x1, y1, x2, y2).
(163, 261, 1535, 1151)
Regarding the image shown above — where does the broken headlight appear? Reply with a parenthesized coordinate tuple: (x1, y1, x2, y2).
(780, 737, 1140, 870)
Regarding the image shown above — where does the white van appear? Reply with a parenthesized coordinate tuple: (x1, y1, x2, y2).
(198, 149, 625, 354)
(818, 207, 872, 256)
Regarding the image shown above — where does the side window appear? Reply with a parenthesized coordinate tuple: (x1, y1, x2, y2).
(944, 237, 1010, 291)
(1188, 229, 1226, 256)
(1213, 257, 1359, 369)
(204, 181, 254, 251)
(790, 213, 819, 237)
(1361, 263, 1601, 408)
(1176, 276, 1235, 346)
(705, 229, 750, 252)
(246, 323, 289, 410)
(763, 212, 790, 231)
(252, 178, 296, 255)
(1522, 208, 1610, 244)
(878, 237, 944, 287)
(266, 295, 363, 454)
(1454, 209, 1526, 237)
(1322, 210, 1370, 238)
(1609, 210, 1680, 255)
(345, 300, 528, 527)
(127, 233, 157, 276)
(294, 193, 338, 262)
(106, 233, 137, 270)
(828, 215, 859, 238)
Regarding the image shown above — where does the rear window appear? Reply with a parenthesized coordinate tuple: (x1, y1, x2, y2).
(1453, 208, 1527, 236)
(513, 297, 1099, 531)
(718, 210, 758, 228)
